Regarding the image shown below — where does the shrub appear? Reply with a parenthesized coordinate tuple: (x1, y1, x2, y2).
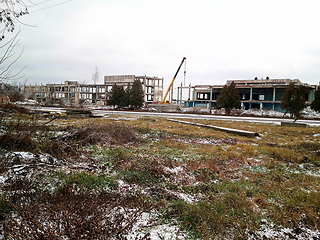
(0, 133, 38, 151)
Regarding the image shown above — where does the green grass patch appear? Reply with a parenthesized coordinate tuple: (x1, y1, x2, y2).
(37, 171, 118, 194)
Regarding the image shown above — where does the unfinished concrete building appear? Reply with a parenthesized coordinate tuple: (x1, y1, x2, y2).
(104, 75, 163, 103)
(24, 75, 163, 106)
(24, 84, 47, 103)
(24, 81, 79, 105)
(182, 78, 316, 111)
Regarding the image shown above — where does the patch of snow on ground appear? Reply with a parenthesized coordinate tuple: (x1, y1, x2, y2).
(247, 219, 320, 240)
(117, 180, 149, 196)
(118, 179, 197, 204)
(173, 138, 235, 145)
(168, 190, 196, 204)
(5, 152, 59, 165)
(163, 166, 184, 175)
(298, 164, 320, 177)
(125, 212, 189, 240)
(12, 152, 34, 161)
(180, 107, 320, 120)
(242, 109, 285, 118)
(0, 176, 6, 184)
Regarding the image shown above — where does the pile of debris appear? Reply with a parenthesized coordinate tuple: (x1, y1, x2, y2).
(61, 123, 140, 146)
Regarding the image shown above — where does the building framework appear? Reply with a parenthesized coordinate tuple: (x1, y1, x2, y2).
(23, 77, 316, 112)
(24, 75, 164, 106)
(104, 75, 163, 103)
(181, 78, 316, 111)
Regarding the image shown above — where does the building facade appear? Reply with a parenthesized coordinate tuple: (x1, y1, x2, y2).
(182, 78, 316, 111)
(24, 75, 164, 106)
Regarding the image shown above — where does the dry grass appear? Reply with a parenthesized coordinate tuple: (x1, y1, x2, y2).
(1, 111, 320, 239)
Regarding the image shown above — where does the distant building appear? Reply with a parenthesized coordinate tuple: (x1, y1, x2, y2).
(183, 78, 316, 111)
(104, 75, 163, 103)
(24, 75, 164, 106)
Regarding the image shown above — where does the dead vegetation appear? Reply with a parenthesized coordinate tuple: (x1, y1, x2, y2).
(0, 103, 30, 115)
(61, 123, 140, 147)
(2, 178, 152, 240)
(1, 109, 320, 239)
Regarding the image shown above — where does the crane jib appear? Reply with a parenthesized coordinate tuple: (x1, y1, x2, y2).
(161, 57, 187, 103)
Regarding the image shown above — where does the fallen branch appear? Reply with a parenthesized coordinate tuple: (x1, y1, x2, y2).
(42, 116, 59, 126)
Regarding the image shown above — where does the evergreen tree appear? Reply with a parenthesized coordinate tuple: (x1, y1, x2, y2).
(280, 83, 306, 121)
(281, 82, 295, 117)
(107, 81, 144, 109)
(122, 83, 131, 107)
(311, 86, 320, 112)
(107, 84, 126, 107)
(216, 81, 241, 113)
(130, 80, 144, 108)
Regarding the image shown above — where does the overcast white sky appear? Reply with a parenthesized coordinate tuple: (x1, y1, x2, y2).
(7, 0, 320, 89)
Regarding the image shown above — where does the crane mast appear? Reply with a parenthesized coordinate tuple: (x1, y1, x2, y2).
(161, 57, 186, 104)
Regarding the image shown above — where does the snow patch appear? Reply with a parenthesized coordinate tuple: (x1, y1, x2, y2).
(298, 164, 320, 177)
(12, 152, 34, 161)
(163, 166, 184, 175)
(247, 219, 320, 240)
(173, 137, 236, 145)
(0, 175, 6, 184)
(125, 211, 189, 240)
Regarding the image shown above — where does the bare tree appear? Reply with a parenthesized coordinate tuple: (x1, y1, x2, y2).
(0, 1, 71, 85)
(0, 0, 30, 40)
(0, 0, 31, 86)
(0, 31, 26, 83)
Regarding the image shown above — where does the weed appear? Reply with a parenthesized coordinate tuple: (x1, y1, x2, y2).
(120, 169, 160, 185)
(38, 171, 118, 194)
(2, 190, 152, 239)
(1, 114, 320, 238)
(0, 195, 13, 221)
(262, 145, 303, 163)
(165, 191, 261, 239)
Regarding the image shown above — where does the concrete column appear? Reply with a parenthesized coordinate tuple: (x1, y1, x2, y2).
(273, 87, 276, 102)
(179, 82, 183, 106)
(309, 89, 315, 102)
(193, 88, 196, 101)
(176, 85, 180, 105)
(192, 87, 196, 107)
(250, 87, 253, 101)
